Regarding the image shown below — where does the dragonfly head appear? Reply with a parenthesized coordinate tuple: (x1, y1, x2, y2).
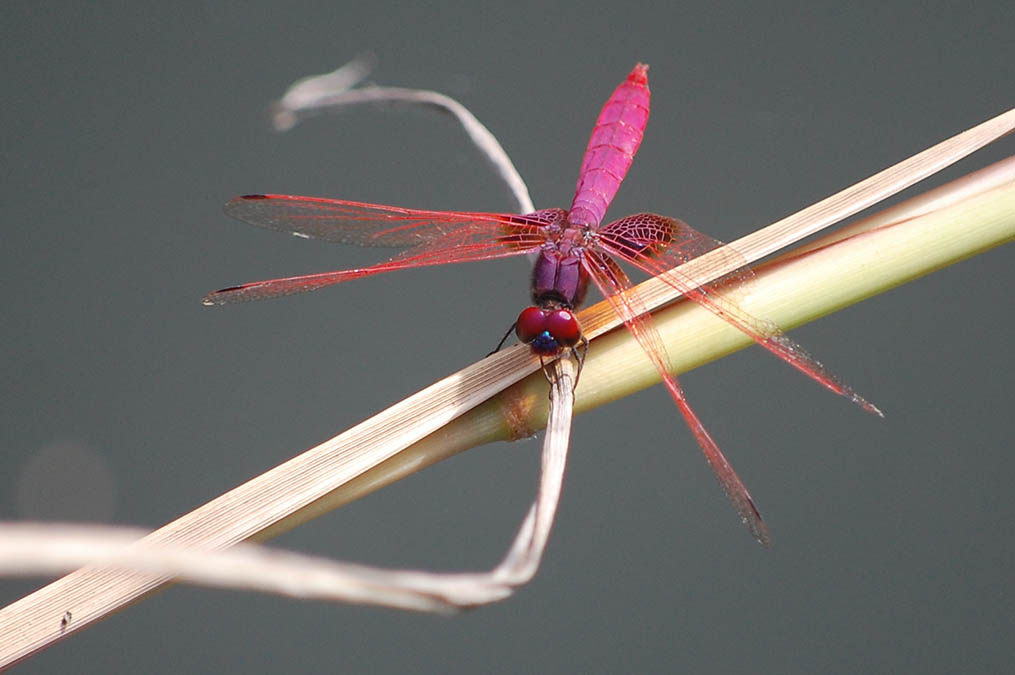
(515, 306, 582, 356)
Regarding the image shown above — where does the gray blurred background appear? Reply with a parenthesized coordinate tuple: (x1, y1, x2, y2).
(2, 2, 1012, 673)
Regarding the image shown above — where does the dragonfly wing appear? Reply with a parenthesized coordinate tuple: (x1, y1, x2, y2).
(203, 207, 563, 305)
(598, 214, 883, 417)
(582, 249, 770, 545)
(224, 193, 564, 248)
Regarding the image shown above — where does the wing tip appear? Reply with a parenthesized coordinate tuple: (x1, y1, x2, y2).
(201, 287, 243, 306)
(856, 396, 886, 418)
(224, 194, 270, 210)
(749, 516, 773, 548)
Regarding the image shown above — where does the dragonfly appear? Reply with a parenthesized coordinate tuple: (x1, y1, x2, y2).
(204, 64, 880, 545)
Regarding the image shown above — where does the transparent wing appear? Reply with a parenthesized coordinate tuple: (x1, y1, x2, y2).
(581, 249, 770, 545)
(223, 194, 563, 247)
(203, 198, 564, 305)
(597, 213, 882, 416)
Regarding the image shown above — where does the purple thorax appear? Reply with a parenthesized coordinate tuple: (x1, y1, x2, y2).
(530, 241, 589, 309)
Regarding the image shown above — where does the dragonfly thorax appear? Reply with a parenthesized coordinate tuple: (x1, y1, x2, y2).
(519, 223, 593, 356)
(530, 242, 590, 309)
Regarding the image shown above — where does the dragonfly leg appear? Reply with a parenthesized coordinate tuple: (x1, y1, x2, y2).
(538, 355, 555, 387)
(488, 322, 518, 356)
(568, 336, 590, 392)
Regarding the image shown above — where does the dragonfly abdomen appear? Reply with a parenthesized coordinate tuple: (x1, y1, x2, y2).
(568, 63, 650, 227)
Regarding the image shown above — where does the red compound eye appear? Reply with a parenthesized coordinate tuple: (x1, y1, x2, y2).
(515, 307, 549, 343)
(546, 309, 581, 347)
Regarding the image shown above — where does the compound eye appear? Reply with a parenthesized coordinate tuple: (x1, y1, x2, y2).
(515, 307, 549, 343)
(546, 309, 581, 347)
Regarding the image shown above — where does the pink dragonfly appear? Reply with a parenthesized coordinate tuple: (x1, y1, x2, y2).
(204, 64, 880, 544)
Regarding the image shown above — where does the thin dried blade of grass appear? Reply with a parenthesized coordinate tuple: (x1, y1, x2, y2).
(490, 357, 575, 586)
(270, 56, 535, 213)
(0, 523, 457, 613)
(271, 53, 377, 125)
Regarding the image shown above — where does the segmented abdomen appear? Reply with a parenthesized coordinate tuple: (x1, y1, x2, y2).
(568, 64, 650, 227)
